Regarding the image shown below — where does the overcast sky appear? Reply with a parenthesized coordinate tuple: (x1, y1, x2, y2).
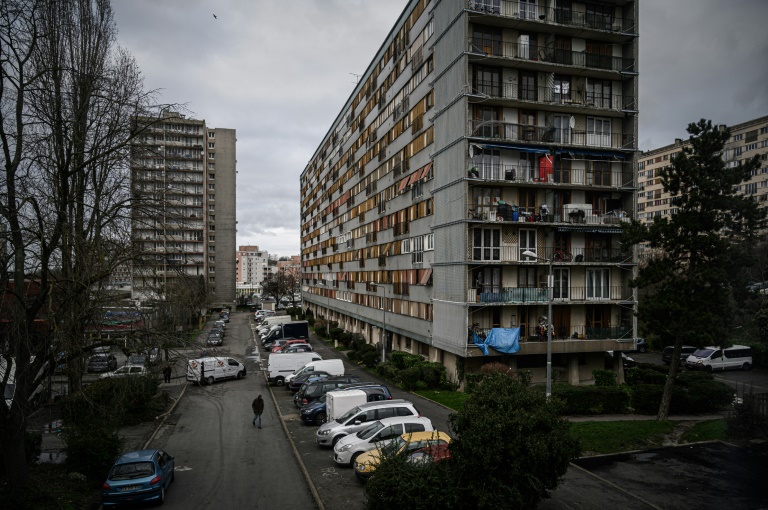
(113, 0, 768, 259)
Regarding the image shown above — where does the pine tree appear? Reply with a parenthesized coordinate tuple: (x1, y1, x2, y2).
(623, 120, 766, 420)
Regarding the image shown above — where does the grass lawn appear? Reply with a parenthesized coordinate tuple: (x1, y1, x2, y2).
(414, 390, 470, 411)
(569, 420, 677, 455)
(680, 419, 728, 443)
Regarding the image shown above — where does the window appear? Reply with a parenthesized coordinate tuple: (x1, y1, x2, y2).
(412, 235, 424, 264)
(553, 268, 570, 299)
(586, 268, 609, 299)
(519, 0, 537, 19)
(518, 266, 537, 287)
(586, 3, 614, 30)
(474, 66, 501, 96)
(552, 114, 571, 144)
(520, 71, 537, 101)
(587, 117, 611, 147)
(745, 183, 757, 195)
(733, 133, 743, 141)
(208, 153, 215, 159)
(588, 159, 611, 186)
(472, 25, 502, 55)
(473, 228, 500, 261)
(208, 132, 215, 138)
(586, 79, 612, 109)
(209, 184, 215, 190)
(402, 238, 411, 253)
(424, 233, 434, 251)
(519, 228, 537, 260)
(553, 75, 571, 103)
(208, 194, 215, 201)
(208, 142, 215, 149)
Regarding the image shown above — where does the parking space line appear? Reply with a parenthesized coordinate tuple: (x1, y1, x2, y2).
(569, 462, 663, 509)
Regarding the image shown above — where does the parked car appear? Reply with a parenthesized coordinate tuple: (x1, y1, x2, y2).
(280, 344, 314, 354)
(102, 449, 175, 507)
(294, 375, 363, 407)
(207, 334, 223, 346)
(300, 384, 393, 426)
(127, 354, 147, 366)
(333, 416, 434, 466)
(270, 338, 308, 353)
(662, 345, 697, 366)
(316, 399, 420, 447)
(353, 431, 451, 480)
(87, 354, 118, 373)
(99, 364, 149, 379)
(635, 338, 648, 353)
(684, 345, 753, 372)
(407, 442, 452, 466)
(287, 371, 332, 393)
(605, 351, 636, 369)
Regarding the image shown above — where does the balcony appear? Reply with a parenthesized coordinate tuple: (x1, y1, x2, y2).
(468, 244, 631, 264)
(468, 39, 636, 75)
(467, 1, 637, 36)
(468, 205, 632, 230)
(467, 285, 633, 304)
(468, 120, 634, 150)
(467, 162, 634, 188)
(471, 81, 637, 114)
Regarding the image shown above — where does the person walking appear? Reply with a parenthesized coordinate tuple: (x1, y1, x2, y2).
(252, 394, 264, 428)
(162, 362, 172, 383)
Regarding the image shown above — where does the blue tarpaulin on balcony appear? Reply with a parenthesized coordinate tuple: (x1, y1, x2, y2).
(473, 328, 521, 356)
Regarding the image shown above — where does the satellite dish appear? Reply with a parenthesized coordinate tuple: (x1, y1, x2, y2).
(569, 116, 576, 129)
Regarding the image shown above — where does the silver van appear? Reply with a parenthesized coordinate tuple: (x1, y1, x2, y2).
(315, 399, 420, 447)
(685, 345, 753, 372)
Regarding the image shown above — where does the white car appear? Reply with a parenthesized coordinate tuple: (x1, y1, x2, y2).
(99, 364, 149, 379)
(333, 416, 434, 466)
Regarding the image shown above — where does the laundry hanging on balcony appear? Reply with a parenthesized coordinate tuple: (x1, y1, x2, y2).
(473, 328, 521, 356)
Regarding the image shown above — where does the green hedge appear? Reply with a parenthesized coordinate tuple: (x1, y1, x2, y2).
(551, 384, 629, 415)
(629, 380, 734, 415)
(742, 341, 768, 368)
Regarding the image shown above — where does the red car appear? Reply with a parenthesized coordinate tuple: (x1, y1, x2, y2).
(407, 442, 451, 466)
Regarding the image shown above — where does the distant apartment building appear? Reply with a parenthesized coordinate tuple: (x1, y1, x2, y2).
(638, 115, 768, 226)
(300, 0, 639, 386)
(236, 246, 273, 297)
(130, 111, 236, 308)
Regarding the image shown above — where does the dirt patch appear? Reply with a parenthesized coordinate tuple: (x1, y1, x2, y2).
(661, 420, 698, 446)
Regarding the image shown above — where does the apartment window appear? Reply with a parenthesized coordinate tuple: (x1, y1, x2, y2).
(209, 184, 215, 190)
(518, 266, 537, 288)
(586, 79, 612, 109)
(472, 25, 502, 55)
(734, 147, 743, 158)
(209, 205, 215, 211)
(553, 268, 570, 299)
(746, 143, 758, 151)
(473, 65, 501, 96)
(586, 2, 614, 30)
(209, 173, 215, 180)
(208, 143, 215, 149)
(412, 235, 424, 264)
(553, 75, 571, 103)
(745, 183, 757, 195)
(209, 215, 215, 221)
(520, 71, 537, 101)
(402, 238, 411, 253)
(733, 133, 743, 141)
(519, 228, 537, 260)
(208, 153, 215, 159)
(208, 194, 215, 201)
(425, 233, 434, 251)
(473, 228, 500, 261)
(587, 117, 611, 147)
(208, 225, 215, 231)
(208, 132, 215, 138)
(586, 269, 610, 299)
(588, 159, 611, 186)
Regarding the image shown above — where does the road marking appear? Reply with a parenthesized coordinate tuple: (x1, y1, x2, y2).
(321, 467, 338, 479)
(175, 466, 193, 472)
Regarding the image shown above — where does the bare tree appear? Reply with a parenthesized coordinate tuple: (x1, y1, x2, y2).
(0, 0, 168, 482)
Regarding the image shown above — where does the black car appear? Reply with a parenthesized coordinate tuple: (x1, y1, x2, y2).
(635, 338, 649, 353)
(287, 371, 332, 392)
(293, 375, 362, 407)
(662, 345, 697, 365)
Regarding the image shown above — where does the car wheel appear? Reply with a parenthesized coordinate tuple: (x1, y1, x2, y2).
(332, 435, 343, 448)
(705, 365, 713, 373)
(275, 377, 285, 387)
(236, 371, 244, 379)
(350, 451, 362, 467)
(207, 376, 214, 385)
(314, 412, 327, 426)
(742, 362, 751, 371)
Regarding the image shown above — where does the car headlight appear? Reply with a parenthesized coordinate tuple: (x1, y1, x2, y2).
(337, 444, 352, 452)
(318, 429, 330, 436)
(302, 409, 312, 414)
(356, 463, 368, 472)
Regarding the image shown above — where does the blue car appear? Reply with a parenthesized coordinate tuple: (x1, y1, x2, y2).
(300, 384, 393, 426)
(102, 449, 175, 507)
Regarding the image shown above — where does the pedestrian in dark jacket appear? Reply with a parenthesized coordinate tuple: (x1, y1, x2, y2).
(162, 363, 172, 383)
(252, 394, 264, 428)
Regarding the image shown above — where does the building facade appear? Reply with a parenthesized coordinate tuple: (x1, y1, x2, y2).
(300, 0, 639, 385)
(638, 115, 768, 227)
(236, 245, 273, 297)
(131, 111, 236, 309)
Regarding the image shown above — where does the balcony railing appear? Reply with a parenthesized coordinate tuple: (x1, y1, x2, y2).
(469, 39, 636, 74)
(468, 120, 634, 150)
(468, 162, 634, 188)
(468, 285, 632, 304)
(468, 245, 631, 263)
(467, 1, 637, 35)
(472, 81, 637, 112)
(470, 324, 633, 344)
(468, 205, 632, 229)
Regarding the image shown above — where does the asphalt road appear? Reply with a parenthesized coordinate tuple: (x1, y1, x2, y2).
(147, 313, 317, 510)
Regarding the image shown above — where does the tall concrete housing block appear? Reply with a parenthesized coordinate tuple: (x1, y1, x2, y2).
(300, 0, 639, 386)
(131, 112, 236, 309)
(208, 128, 237, 307)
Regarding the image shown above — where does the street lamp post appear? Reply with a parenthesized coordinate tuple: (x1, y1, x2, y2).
(522, 250, 553, 399)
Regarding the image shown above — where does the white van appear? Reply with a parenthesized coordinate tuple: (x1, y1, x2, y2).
(267, 352, 322, 386)
(187, 357, 247, 384)
(285, 359, 344, 384)
(685, 345, 753, 372)
(261, 315, 293, 329)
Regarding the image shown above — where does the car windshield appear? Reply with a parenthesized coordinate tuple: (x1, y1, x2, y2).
(358, 421, 384, 439)
(109, 461, 155, 480)
(336, 405, 362, 423)
(692, 349, 715, 358)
